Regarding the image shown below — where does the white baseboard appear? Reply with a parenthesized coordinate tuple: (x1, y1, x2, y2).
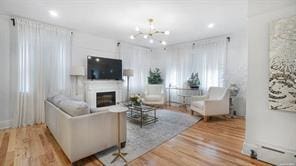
(0, 120, 11, 129)
(242, 142, 296, 165)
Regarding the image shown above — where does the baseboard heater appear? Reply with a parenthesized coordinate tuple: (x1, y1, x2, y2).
(261, 146, 285, 154)
(254, 145, 296, 165)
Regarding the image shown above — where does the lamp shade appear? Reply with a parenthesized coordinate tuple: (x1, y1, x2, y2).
(70, 66, 85, 76)
(123, 69, 134, 77)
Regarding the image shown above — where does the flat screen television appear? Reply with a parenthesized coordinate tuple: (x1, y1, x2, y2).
(87, 56, 122, 80)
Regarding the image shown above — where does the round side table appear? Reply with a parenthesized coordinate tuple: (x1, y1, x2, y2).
(108, 106, 129, 164)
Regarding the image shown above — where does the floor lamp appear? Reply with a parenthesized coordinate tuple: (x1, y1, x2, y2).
(123, 69, 134, 102)
(70, 66, 85, 96)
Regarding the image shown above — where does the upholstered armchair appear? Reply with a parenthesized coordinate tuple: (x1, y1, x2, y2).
(142, 84, 165, 106)
(190, 87, 230, 121)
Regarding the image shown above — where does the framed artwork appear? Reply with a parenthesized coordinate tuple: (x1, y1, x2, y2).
(269, 15, 296, 112)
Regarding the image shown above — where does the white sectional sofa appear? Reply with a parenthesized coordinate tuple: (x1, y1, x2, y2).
(45, 100, 127, 163)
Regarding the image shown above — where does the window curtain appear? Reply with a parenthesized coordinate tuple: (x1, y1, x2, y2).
(164, 36, 227, 93)
(192, 37, 227, 91)
(119, 43, 151, 100)
(10, 17, 71, 127)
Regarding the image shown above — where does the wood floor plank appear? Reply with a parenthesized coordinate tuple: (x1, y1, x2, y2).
(0, 132, 9, 165)
(0, 106, 270, 166)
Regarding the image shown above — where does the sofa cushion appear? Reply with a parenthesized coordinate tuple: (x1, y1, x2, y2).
(191, 101, 205, 109)
(144, 95, 162, 101)
(58, 99, 90, 116)
(48, 94, 68, 106)
(48, 94, 90, 117)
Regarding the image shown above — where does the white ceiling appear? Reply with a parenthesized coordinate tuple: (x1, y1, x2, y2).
(249, 0, 296, 17)
(0, 0, 247, 47)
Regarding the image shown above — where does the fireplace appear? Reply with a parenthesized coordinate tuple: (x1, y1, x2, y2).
(96, 91, 116, 107)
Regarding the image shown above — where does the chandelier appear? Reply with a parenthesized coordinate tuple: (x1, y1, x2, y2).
(129, 18, 170, 45)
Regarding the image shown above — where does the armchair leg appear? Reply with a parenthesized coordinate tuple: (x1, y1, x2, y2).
(191, 110, 194, 115)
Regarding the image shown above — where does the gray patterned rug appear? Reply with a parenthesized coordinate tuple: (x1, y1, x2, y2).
(95, 109, 201, 166)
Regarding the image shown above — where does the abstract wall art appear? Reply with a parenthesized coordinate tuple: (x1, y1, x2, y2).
(269, 15, 296, 112)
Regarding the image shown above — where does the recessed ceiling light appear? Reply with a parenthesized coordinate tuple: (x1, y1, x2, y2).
(135, 26, 140, 32)
(49, 10, 59, 17)
(208, 23, 215, 28)
(149, 39, 154, 44)
(161, 41, 167, 45)
(130, 35, 135, 40)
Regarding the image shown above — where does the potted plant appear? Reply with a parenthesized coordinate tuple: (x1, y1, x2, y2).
(187, 72, 200, 89)
(148, 68, 163, 84)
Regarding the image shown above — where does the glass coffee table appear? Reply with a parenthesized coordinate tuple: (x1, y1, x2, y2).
(125, 104, 158, 128)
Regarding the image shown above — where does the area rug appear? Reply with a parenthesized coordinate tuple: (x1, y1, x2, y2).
(95, 109, 201, 166)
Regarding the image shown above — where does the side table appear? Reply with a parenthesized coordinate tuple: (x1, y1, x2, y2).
(108, 106, 129, 164)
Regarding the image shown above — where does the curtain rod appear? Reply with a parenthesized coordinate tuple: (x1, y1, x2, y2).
(192, 36, 230, 46)
(10, 17, 74, 34)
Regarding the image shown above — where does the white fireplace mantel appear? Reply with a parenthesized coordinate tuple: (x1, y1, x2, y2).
(85, 80, 123, 108)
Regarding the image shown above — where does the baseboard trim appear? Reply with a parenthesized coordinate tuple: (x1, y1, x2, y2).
(0, 120, 11, 129)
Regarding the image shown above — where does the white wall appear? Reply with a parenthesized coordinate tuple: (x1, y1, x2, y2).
(244, 3, 296, 164)
(227, 30, 248, 116)
(71, 32, 120, 67)
(0, 15, 11, 129)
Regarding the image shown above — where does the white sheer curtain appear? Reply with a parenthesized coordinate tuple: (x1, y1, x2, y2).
(164, 44, 193, 88)
(120, 43, 151, 100)
(164, 36, 227, 93)
(192, 37, 227, 91)
(10, 18, 71, 127)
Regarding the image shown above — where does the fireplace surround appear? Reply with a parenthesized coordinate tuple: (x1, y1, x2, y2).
(85, 80, 123, 109)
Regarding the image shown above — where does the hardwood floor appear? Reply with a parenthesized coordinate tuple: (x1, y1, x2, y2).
(0, 106, 269, 166)
(130, 116, 269, 166)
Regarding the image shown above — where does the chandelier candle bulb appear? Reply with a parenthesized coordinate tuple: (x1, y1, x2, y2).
(150, 24, 155, 30)
(164, 31, 170, 35)
(143, 35, 148, 39)
(48, 10, 58, 17)
(149, 39, 154, 44)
